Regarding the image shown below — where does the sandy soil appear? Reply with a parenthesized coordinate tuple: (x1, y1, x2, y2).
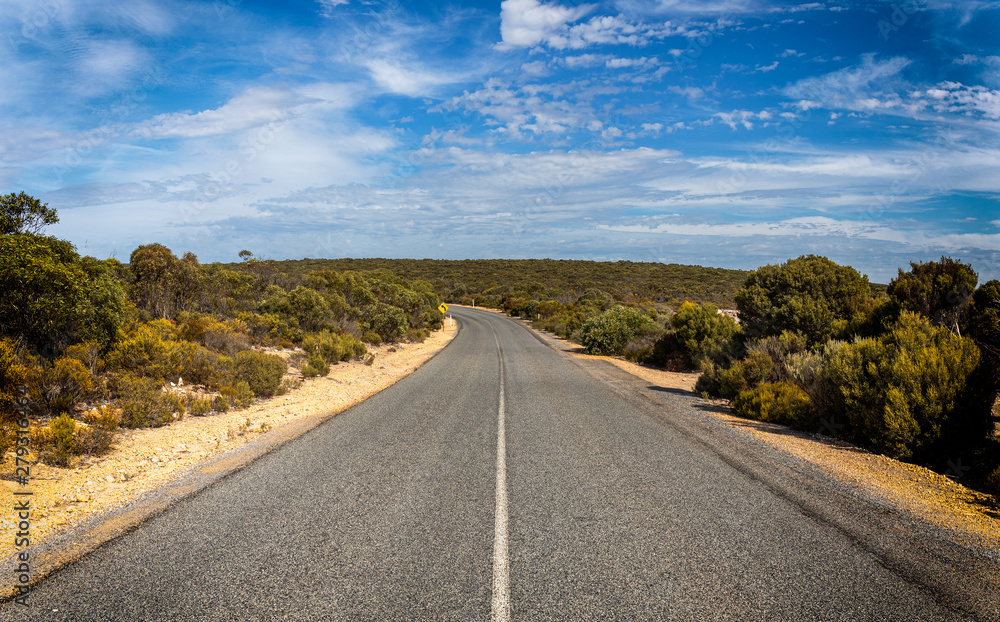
(0, 321, 458, 562)
(520, 318, 1000, 553)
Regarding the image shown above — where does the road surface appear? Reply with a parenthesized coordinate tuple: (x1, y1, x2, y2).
(2, 307, 998, 620)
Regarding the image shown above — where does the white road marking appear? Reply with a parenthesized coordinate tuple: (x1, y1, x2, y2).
(491, 326, 510, 622)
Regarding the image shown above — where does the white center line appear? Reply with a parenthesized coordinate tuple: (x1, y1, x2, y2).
(491, 326, 510, 622)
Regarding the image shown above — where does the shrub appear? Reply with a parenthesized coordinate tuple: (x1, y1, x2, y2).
(105, 321, 177, 381)
(178, 314, 250, 355)
(228, 350, 286, 397)
(162, 393, 186, 420)
(64, 341, 102, 374)
(114, 374, 174, 428)
(363, 330, 382, 345)
(826, 311, 980, 459)
(888, 256, 977, 334)
(303, 331, 344, 364)
(189, 397, 212, 416)
(175, 340, 223, 387)
(236, 312, 299, 346)
(234, 381, 255, 408)
(212, 394, 230, 412)
(787, 340, 847, 419)
(671, 302, 739, 365)
(0, 338, 26, 422)
(407, 328, 429, 343)
(74, 406, 120, 457)
(301, 352, 330, 378)
(580, 306, 657, 356)
(26, 356, 94, 417)
(733, 382, 816, 429)
(220, 381, 255, 409)
(45, 413, 76, 467)
(735, 254, 874, 346)
(698, 350, 774, 400)
(747, 331, 808, 384)
(362, 301, 409, 343)
(343, 334, 367, 359)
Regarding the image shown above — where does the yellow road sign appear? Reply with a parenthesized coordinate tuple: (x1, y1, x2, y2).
(438, 303, 449, 314)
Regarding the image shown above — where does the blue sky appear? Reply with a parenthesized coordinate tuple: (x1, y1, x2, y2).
(2, 0, 999, 282)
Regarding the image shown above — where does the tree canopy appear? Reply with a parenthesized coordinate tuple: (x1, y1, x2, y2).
(0, 191, 59, 235)
(887, 256, 977, 336)
(734, 255, 874, 346)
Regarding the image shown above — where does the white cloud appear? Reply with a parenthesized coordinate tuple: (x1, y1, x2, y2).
(520, 60, 551, 77)
(783, 55, 912, 109)
(364, 59, 462, 97)
(606, 56, 654, 68)
(668, 85, 704, 100)
(497, 0, 733, 50)
(496, 0, 592, 49)
(754, 61, 779, 73)
(440, 79, 601, 137)
(713, 109, 760, 130)
(914, 82, 1000, 119)
(317, 0, 349, 17)
(131, 87, 300, 139)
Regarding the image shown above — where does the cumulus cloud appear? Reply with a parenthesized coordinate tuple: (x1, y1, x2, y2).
(497, 0, 734, 50)
(496, 0, 592, 49)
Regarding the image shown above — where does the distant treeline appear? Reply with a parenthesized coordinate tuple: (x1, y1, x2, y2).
(235, 258, 750, 309)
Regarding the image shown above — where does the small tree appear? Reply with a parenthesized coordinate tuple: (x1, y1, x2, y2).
(735, 255, 873, 346)
(887, 256, 977, 336)
(0, 192, 59, 235)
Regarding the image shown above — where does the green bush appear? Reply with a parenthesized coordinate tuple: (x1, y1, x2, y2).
(114, 374, 175, 428)
(363, 330, 382, 345)
(747, 331, 808, 384)
(27, 356, 94, 416)
(0, 338, 27, 422)
(733, 382, 815, 429)
(212, 394, 230, 412)
(735, 254, 874, 346)
(301, 351, 330, 378)
(175, 340, 223, 388)
(362, 301, 409, 343)
(220, 381, 255, 409)
(178, 314, 250, 355)
(46, 413, 76, 467)
(228, 350, 286, 397)
(826, 311, 980, 459)
(580, 306, 657, 356)
(697, 350, 774, 400)
(302, 330, 343, 364)
(671, 302, 739, 365)
(189, 397, 212, 416)
(105, 321, 178, 381)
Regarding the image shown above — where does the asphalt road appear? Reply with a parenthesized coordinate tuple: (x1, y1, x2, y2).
(3, 307, 998, 620)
